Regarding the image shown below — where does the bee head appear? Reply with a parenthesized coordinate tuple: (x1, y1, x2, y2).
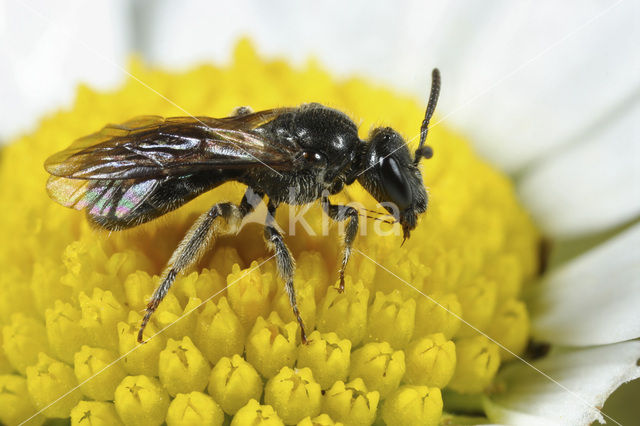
(356, 68, 440, 242)
(357, 127, 428, 241)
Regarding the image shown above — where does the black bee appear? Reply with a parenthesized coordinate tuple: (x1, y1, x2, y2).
(45, 69, 441, 344)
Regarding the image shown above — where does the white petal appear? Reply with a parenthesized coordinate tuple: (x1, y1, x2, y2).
(517, 98, 640, 237)
(529, 222, 640, 346)
(438, 1, 640, 172)
(484, 341, 640, 426)
(0, 0, 130, 141)
(141, 0, 450, 82)
(141, 1, 640, 173)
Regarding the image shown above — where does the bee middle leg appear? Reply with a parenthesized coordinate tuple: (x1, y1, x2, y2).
(264, 200, 307, 344)
(321, 196, 359, 293)
(138, 189, 261, 343)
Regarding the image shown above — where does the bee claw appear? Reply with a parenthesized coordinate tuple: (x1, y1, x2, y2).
(137, 329, 148, 344)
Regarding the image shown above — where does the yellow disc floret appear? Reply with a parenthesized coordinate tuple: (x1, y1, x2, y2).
(165, 391, 224, 426)
(207, 354, 263, 415)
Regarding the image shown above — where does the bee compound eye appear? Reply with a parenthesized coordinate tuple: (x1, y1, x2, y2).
(380, 156, 412, 210)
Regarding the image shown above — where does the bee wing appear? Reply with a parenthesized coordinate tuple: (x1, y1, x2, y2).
(46, 175, 161, 219)
(44, 109, 301, 229)
(44, 108, 298, 180)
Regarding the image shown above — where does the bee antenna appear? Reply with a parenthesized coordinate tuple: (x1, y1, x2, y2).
(358, 212, 396, 225)
(360, 207, 394, 218)
(414, 68, 441, 165)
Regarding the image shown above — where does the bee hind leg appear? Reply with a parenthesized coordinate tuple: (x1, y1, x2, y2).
(138, 190, 261, 343)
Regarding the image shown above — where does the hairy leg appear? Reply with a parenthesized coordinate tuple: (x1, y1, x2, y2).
(138, 190, 261, 343)
(322, 196, 359, 293)
(264, 200, 307, 343)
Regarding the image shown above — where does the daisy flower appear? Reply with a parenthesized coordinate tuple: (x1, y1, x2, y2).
(1, 1, 638, 425)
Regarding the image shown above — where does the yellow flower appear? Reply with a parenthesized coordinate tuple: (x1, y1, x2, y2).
(3, 314, 49, 375)
(246, 312, 299, 379)
(46, 301, 86, 363)
(382, 385, 443, 426)
(265, 366, 323, 424)
(231, 399, 284, 426)
(0, 39, 538, 424)
(316, 278, 369, 346)
(165, 391, 224, 426)
(297, 413, 343, 426)
(78, 288, 126, 352)
(0, 374, 44, 425)
(74, 345, 126, 400)
(414, 293, 462, 339)
(366, 290, 416, 349)
(207, 354, 263, 415)
(297, 330, 351, 389)
(448, 336, 501, 394)
(158, 336, 211, 396)
(70, 401, 123, 426)
(323, 378, 379, 426)
(404, 333, 456, 388)
(193, 296, 245, 364)
(227, 262, 275, 329)
(349, 342, 406, 398)
(117, 312, 165, 377)
(113, 375, 169, 426)
(26, 353, 82, 418)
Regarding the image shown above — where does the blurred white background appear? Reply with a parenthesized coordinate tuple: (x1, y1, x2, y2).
(1, 1, 639, 423)
(1, 1, 637, 166)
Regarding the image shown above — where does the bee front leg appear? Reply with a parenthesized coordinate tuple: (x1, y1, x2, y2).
(264, 200, 307, 344)
(138, 189, 261, 343)
(321, 196, 359, 293)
